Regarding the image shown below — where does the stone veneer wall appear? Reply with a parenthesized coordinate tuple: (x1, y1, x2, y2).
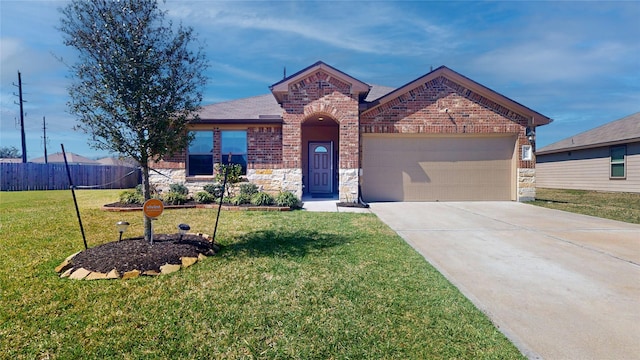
(517, 168, 536, 202)
(149, 168, 305, 198)
(339, 169, 359, 203)
(246, 168, 302, 198)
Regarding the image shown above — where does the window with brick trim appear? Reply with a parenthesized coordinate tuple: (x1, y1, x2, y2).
(187, 131, 214, 176)
(221, 130, 247, 174)
(610, 145, 626, 179)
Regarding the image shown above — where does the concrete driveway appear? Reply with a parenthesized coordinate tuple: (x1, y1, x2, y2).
(370, 202, 640, 360)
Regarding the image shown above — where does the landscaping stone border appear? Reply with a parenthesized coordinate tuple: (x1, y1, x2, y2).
(55, 233, 216, 281)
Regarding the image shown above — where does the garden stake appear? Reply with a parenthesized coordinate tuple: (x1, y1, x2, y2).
(212, 153, 232, 243)
(61, 144, 88, 250)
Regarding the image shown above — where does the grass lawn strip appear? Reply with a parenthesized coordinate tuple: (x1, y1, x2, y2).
(0, 190, 523, 359)
(530, 188, 640, 224)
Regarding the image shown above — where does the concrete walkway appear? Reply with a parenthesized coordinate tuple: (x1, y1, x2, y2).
(301, 195, 371, 213)
(370, 202, 640, 360)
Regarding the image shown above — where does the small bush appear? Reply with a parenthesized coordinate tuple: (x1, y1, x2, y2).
(275, 191, 301, 208)
(251, 192, 274, 206)
(230, 193, 251, 205)
(169, 183, 189, 196)
(119, 190, 144, 205)
(203, 183, 224, 197)
(163, 191, 188, 205)
(194, 191, 216, 204)
(135, 183, 158, 196)
(239, 183, 259, 196)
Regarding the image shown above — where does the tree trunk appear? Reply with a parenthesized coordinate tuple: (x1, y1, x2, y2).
(140, 162, 152, 242)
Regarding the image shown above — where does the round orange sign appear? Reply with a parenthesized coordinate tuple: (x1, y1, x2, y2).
(143, 199, 164, 218)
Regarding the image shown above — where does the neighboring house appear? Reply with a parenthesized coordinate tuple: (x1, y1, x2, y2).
(536, 112, 640, 193)
(153, 61, 552, 202)
(30, 152, 100, 165)
(97, 157, 139, 167)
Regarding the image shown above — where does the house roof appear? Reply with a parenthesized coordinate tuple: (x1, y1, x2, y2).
(537, 112, 640, 155)
(362, 66, 552, 127)
(30, 152, 100, 165)
(193, 84, 395, 123)
(97, 157, 139, 167)
(270, 61, 371, 104)
(196, 94, 283, 123)
(192, 62, 551, 127)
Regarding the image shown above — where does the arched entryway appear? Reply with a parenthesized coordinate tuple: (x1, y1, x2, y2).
(301, 114, 339, 195)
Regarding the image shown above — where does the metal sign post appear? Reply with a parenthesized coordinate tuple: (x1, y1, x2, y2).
(143, 199, 164, 245)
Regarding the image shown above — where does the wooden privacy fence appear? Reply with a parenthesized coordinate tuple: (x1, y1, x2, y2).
(1, 163, 141, 191)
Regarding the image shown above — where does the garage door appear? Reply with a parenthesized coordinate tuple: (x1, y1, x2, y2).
(362, 135, 516, 201)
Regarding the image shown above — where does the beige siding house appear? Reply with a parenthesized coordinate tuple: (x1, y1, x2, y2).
(536, 112, 640, 193)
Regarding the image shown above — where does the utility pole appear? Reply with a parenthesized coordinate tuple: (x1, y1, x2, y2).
(13, 71, 27, 163)
(42, 117, 48, 164)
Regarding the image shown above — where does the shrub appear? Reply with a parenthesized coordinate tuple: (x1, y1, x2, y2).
(135, 183, 158, 196)
(169, 183, 189, 196)
(163, 191, 188, 205)
(275, 191, 301, 208)
(251, 191, 274, 206)
(119, 189, 144, 205)
(230, 193, 251, 206)
(194, 191, 216, 204)
(239, 183, 259, 196)
(203, 183, 224, 198)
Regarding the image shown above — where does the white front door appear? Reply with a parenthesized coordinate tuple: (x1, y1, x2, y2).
(309, 142, 333, 193)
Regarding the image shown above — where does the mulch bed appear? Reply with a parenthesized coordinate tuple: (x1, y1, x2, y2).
(63, 234, 219, 274)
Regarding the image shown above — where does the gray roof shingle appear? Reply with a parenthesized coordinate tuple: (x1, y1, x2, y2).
(193, 85, 397, 122)
(537, 112, 640, 154)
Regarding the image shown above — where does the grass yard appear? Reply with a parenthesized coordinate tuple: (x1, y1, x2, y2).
(531, 188, 640, 224)
(0, 190, 523, 359)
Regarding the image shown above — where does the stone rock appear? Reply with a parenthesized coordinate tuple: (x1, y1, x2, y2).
(181, 257, 198, 268)
(85, 272, 108, 280)
(54, 259, 69, 273)
(106, 269, 120, 279)
(65, 251, 80, 262)
(69, 268, 91, 280)
(142, 270, 160, 276)
(122, 269, 141, 280)
(60, 268, 74, 278)
(160, 263, 181, 275)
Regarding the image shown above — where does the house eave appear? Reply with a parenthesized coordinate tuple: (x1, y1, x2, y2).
(190, 118, 283, 125)
(536, 137, 640, 155)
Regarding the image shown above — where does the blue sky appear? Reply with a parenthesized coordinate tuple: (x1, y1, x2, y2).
(1, 0, 639, 160)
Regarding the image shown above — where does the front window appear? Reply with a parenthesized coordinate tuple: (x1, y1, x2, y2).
(610, 145, 626, 179)
(187, 131, 214, 176)
(221, 130, 247, 174)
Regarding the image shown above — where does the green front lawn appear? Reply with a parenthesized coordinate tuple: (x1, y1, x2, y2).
(531, 188, 640, 224)
(0, 190, 523, 359)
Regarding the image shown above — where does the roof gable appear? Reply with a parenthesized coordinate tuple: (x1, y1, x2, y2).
(363, 66, 552, 127)
(537, 112, 640, 154)
(270, 61, 371, 104)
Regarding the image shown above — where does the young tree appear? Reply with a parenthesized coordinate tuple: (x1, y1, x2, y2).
(59, 0, 208, 241)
